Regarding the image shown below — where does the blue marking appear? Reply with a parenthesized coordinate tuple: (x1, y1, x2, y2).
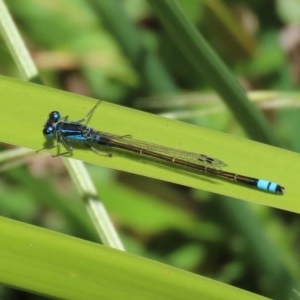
(257, 179, 277, 192)
(268, 182, 278, 193)
(65, 135, 88, 141)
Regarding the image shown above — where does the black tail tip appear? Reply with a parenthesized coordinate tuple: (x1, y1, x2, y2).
(276, 185, 285, 195)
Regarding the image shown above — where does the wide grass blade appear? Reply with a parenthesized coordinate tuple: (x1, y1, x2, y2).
(0, 216, 269, 300)
(0, 75, 298, 211)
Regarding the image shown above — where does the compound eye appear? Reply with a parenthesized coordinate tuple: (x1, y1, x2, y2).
(49, 111, 60, 122)
(43, 126, 54, 138)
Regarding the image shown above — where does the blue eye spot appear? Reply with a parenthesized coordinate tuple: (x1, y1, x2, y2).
(49, 111, 60, 122)
(43, 126, 54, 138)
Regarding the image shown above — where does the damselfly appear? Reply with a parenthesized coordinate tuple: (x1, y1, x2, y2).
(40, 101, 284, 195)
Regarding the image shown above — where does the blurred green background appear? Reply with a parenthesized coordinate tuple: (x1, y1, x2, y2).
(1, 0, 300, 299)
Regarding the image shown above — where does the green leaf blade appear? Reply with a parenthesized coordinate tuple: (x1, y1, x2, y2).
(0, 75, 298, 212)
(0, 216, 269, 300)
